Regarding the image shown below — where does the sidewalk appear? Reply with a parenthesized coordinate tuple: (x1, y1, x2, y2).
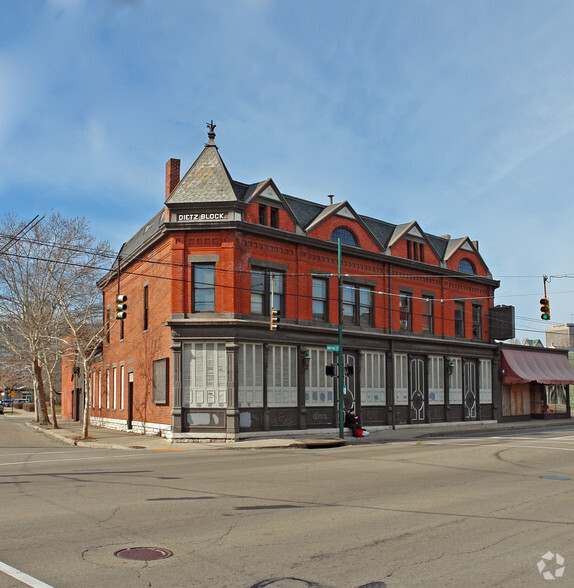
(4, 409, 574, 451)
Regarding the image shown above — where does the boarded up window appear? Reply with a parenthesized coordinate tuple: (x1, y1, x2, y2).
(153, 358, 169, 404)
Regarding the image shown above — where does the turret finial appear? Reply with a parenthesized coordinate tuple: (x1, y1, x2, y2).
(206, 120, 216, 145)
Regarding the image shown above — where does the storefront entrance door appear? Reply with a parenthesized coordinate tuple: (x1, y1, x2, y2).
(410, 357, 426, 423)
(344, 353, 357, 413)
(463, 360, 477, 420)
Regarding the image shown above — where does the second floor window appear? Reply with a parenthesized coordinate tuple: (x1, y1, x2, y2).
(192, 263, 215, 312)
(422, 297, 434, 334)
(251, 268, 284, 315)
(143, 284, 149, 331)
(472, 304, 482, 339)
(454, 300, 465, 337)
(399, 292, 412, 331)
(312, 277, 329, 321)
(343, 283, 373, 326)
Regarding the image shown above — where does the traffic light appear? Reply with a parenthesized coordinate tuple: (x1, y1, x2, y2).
(270, 307, 280, 330)
(326, 364, 337, 377)
(344, 365, 354, 376)
(116, 294, 128, 320)
(540, 297, 550, 321)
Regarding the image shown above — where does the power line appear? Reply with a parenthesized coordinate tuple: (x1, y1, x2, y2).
(1, 229, 566, 327)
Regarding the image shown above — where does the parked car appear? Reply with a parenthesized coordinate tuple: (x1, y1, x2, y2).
(0, 403, 4, 415)
(1, 399, 13, 407)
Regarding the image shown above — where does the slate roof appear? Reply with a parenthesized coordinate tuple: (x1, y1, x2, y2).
(120, 209, 165, 260)
(113, 138, 486, 276)
(282, 194, 324, 229)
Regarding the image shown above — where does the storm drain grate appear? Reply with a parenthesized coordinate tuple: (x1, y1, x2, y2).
(114, 547, 173, 561)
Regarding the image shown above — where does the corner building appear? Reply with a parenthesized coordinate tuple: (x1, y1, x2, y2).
(87, 128, 501, 440)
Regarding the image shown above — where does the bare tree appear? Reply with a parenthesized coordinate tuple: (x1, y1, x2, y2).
(0, 213, 113, 429)
(57, 291, 108, 439)
(39, 338, 64, 428)
(47, 226, 114, 439)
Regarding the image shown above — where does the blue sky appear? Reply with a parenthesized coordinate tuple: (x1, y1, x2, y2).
(1, 0, 574, 339)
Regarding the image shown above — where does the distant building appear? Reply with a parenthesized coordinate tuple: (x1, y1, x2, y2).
(546, 323, 574, 413)
(546, 323, 574, 350)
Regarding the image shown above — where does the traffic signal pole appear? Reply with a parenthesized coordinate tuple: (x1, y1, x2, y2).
(337, 238, 344, 439)
(540, 275, 551, 320)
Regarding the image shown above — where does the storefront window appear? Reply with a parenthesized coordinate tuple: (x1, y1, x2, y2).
(545, 384, 568, 413)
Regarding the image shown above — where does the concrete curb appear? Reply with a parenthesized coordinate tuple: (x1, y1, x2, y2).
(19, 412, 574, 451)
(26, 422, 149, 451)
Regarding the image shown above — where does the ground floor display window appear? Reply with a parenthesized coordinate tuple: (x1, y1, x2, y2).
(305, 347, 333, 406)
(449, 357, 463, 404)
(267, 345, 298, 407)
(479, 359, 492, 404)
(360, 351, 386, 405)
(545, 384, 568, 413)
(238, 343, 264, 407)
(428, 355, 444, 404)
(182, 342, 227, 407)
(394, 353, 408, 405)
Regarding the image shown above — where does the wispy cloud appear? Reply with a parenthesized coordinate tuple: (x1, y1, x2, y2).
(2, 0, 574, 335)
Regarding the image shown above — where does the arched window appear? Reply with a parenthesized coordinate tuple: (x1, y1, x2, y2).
(458, 259, 475, 274)
(331, 227, 357, 246)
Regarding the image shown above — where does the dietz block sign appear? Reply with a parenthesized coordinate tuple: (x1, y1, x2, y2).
(177, 212, 228, 222)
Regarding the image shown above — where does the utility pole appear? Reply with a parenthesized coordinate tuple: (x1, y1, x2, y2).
(337, 238, 344, 439)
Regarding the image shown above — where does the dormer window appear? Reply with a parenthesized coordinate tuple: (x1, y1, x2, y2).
(458, 259, 475, 274)
(331, 227, 357, 246)
(407, 240, 424, 262)
(270, 208, 278, 228)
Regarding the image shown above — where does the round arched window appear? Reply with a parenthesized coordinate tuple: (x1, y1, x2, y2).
(458, 259, 475, 274)
(331, 227, 357, 246)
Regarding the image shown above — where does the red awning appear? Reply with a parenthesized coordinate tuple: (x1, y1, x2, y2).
(502, 348, 574, 385)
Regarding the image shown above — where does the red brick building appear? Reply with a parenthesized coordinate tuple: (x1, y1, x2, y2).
(62, 125, 502, 440)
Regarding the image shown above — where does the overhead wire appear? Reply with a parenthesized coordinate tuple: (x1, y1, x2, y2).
(0, 229, 567, 332)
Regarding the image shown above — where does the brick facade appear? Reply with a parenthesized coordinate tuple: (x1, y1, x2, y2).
(62, 128, 502, 440)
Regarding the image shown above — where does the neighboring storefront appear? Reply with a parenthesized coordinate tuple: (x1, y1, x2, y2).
(501, 345, 574, 420)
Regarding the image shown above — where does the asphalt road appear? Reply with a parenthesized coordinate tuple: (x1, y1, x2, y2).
(1, 416, 574, 587)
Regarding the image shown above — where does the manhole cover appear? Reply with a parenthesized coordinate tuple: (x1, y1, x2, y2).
(114, 547, 173, 561)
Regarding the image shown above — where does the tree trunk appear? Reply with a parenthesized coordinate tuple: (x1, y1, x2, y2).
(43, 361, 60, 429)
(50, 388, 59, 429)
(81, 359, 90, 439)
(33, 358, 51, 426)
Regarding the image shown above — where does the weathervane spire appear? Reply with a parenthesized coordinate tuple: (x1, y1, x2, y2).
(206, 120, 216, 145)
